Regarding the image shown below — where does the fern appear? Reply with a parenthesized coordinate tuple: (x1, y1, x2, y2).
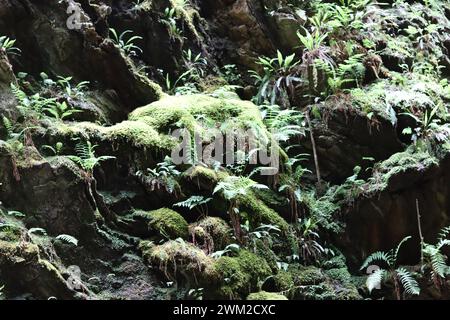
(55, 234, 78, 246)
(7, 210, 25, 218)
(0, 36, 21, 56)
(361, 236, 420, 299)
(27, 227, 47, 237)
(68, 140, 115, 175)
(438, 226, 450, 243)
(10, 83, 27, 102)
(430, 248, 447, 279)
(396, 267, 420, 296)
(393, 236, 412, 264)
(2, 116, 13, 140)
(173, 195, 212, 211)
(360, 251, 392, 270)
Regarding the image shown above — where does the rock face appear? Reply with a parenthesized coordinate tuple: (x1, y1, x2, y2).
(0, 0, 162, 120)
(0, 149, 97, 238)
(297, 108, 404, 184)
(0, 51, 16, 118)
(0, 0, 450, 301)
(199, 0, 304, 70)
(339, 152, 450, 269)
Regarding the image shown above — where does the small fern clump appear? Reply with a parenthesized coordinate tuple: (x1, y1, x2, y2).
(361, 236, 420, 299)
(109, 28, 143, 56)
(11, 83, 57, 119)
(68, 140, 115, 178)
(422, 226, 450, 288)
(0, 35, 21, 56)
(173, 195, 212, 217)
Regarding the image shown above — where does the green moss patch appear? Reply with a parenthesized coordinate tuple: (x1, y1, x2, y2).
(135, 208, 189, 240)
(189, 217, 232, 251)
(142, 239, 218, 285)
(247, 291, 288, 300)
(214, 250, 271, 299)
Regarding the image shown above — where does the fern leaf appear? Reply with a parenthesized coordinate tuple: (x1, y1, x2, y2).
(28, 227, 47, 237)
(10, 83, 27, 103)
(396, 267, 420, 296)
(360, 251, 392, 270)
(393, 236, 411, 264)
(438, 226, 450, 242)
(2, 116, 13, 139)
(55, 234, 79, 246)
(430, 250, 447, 279)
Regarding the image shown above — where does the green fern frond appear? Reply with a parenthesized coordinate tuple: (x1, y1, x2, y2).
(396, 267, 420, 296)
(360, 251, 392, 270)
(431, 250, 447, 279)
(55, 234, 78, 246)
(437, 239, 450, 249)
(2, 116, 13, 139)
(173, 195, 212, 210)
(10, 83, 27, 103)
(438, 226, 450, 242)
(27, 227, 47, 237)
(393, 236, 412, 264)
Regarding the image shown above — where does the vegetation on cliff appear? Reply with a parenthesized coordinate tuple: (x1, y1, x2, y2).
(0, 0, 450, 300)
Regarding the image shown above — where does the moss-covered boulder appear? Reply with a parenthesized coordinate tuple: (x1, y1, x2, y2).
(129, 93, 264, 136)
(141, 239, 218, 286)
(282, 265, 361, 300)
(247, 291, 288, 300)
(182, 166, 290, 233)
(134, 208, 189, 240)
(269, 270, 294, 292)
(189, 217, 232, 252)
(0, 240, 77, 299)
(214, 250, 272, 299)
(0, 148, 97, 239)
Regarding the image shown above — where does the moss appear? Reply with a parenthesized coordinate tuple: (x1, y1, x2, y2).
(197, 76, 230, 94)
(350, 81, 394, 122)
(104, 121, 175, 151)
(253, 187, 288, 209)
(184, 166, 289, 234)
(183, 166, 228, 185)
(0, 240, 40, 265)
(292, 282, 336, 300)
(366, 146, 438, 193)
(40, 118, 175, 165)
(136, 208, 189, 240)
(169, 0, 202, 40)
(271, 270, 294, 292)
(240, 192, 289, 233)
(143, 239, 218, 285)
(47, 156, 85, 182)
(214, 250, 271, 299)
(325, 268, 352, 285)
(0, 215, 23, 242)
(214, 256, 248, 299)
(321, 253, 347, 270)
(189, 217, 232, 251)
(129, 94, 264, 137)
(247, 291, 288, 300)
(289, 265, 325, 286)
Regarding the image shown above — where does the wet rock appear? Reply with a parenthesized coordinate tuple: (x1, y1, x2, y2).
(0, 148, 97, 239)
(337, 150, 450, 269)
